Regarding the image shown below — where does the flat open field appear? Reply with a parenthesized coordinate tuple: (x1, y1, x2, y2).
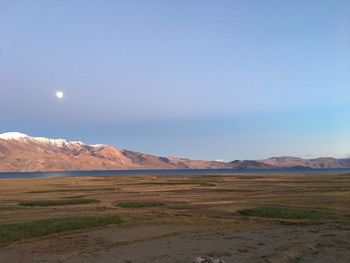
(0, 172, 350, 262)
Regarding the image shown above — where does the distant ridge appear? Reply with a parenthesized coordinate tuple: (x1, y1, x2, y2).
(0, 132, 349, 172)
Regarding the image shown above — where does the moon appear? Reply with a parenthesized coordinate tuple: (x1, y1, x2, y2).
(56, 91, 64, 99)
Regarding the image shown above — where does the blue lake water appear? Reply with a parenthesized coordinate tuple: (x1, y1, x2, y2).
(0, 168, 350, 179)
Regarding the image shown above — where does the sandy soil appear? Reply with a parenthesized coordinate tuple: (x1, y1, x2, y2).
(1, 223, 349, 263)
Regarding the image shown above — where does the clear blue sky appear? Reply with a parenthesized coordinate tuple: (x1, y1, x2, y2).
(1, 0, 349, 160)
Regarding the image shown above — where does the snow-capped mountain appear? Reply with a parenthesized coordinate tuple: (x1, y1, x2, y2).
(0, 132, 229, 172)
(0, 132, 350, 172)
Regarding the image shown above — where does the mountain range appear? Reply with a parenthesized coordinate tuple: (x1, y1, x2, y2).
(0, 132, 349, 172)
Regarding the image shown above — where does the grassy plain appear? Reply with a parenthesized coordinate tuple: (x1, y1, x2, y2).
(0, 172, 349, 262)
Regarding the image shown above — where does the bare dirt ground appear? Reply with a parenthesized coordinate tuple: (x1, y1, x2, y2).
(0, 172, 349, 262)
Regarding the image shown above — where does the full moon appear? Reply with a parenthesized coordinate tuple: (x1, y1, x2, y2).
(56, 91, 64, 99)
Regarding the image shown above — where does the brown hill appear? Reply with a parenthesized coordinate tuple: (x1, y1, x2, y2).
(260, 156, 350, 169)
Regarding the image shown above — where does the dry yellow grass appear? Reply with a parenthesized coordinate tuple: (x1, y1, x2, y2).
(0, 172, 349, 225)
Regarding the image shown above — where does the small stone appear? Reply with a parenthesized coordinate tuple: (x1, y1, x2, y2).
(192, 256, 226, 263)
(193, 257, 205, 263)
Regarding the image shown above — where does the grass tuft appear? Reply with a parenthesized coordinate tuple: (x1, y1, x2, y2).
(140, 179, 216, 187)
(115, 200, 165, 208)
(0, 216, 122, 244)
(27, 188, 115, 194)
(18, 198, 100, 207)
(239, 206, 350, 221)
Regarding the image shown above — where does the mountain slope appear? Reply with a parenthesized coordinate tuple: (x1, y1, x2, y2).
(0, 132, 228, 172)
(0, 132, 349, 172)
(260, 156, 350, 169)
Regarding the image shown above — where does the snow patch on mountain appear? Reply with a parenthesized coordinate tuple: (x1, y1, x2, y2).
(0, 132, 101, 149)
(0, 132, 29, 140)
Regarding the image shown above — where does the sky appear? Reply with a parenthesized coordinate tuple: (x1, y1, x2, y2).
(1, 0, 350, 160)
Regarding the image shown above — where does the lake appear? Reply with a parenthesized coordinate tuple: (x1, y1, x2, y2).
(1, 168, 350, 179)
